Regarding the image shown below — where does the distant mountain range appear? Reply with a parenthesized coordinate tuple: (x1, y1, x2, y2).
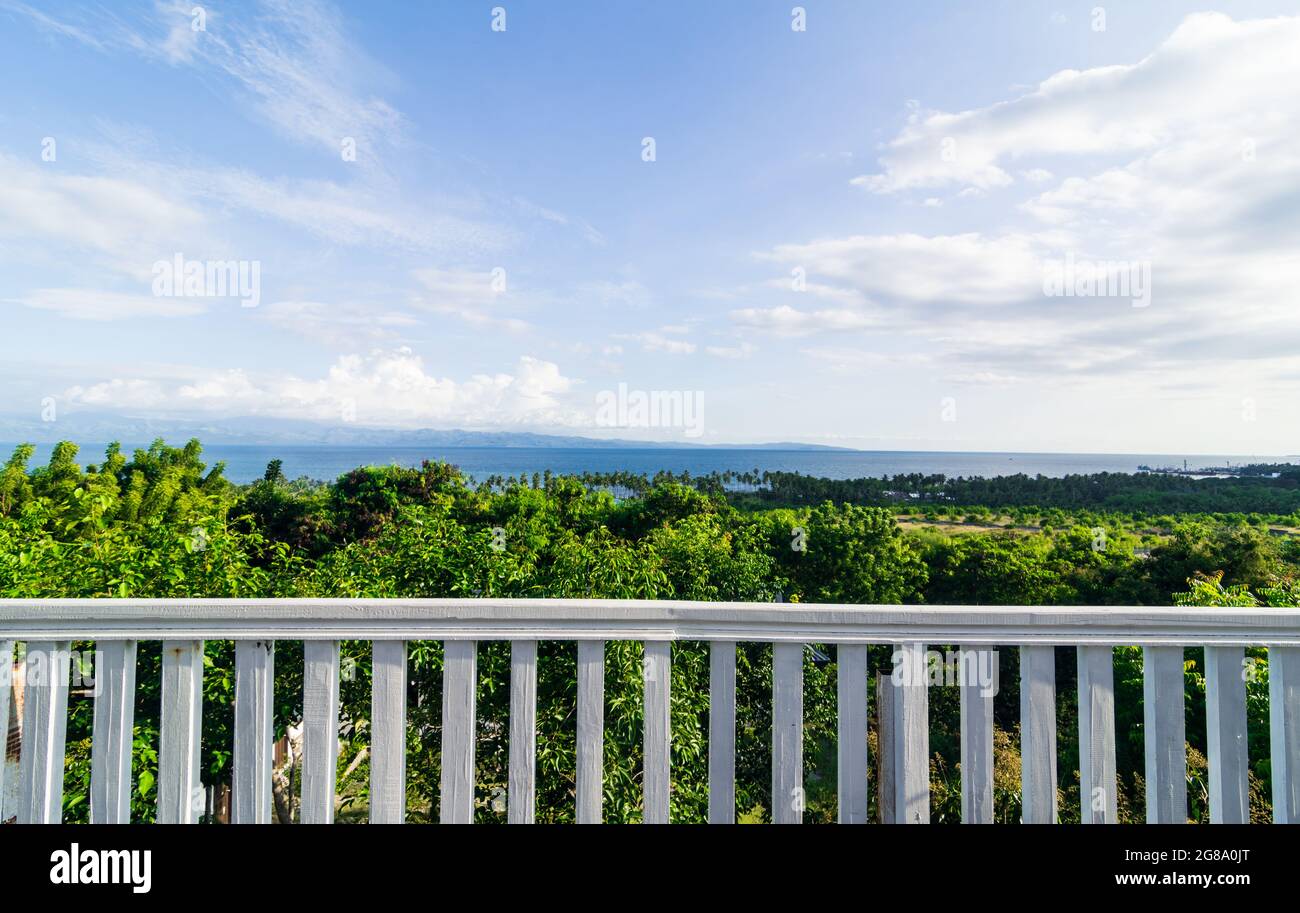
(0, 412, 849, 451)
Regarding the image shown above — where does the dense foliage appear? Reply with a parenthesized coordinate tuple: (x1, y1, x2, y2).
(2, 440, 1296, 823)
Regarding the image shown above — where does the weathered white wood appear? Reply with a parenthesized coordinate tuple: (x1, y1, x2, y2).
(892, 642, 930, 824)
(1143, 646, 1187, 824)
(1077, 645, 1117, 824)
(960, 646, 994, 824)
(1204, 645, 1249, 823)
(91, 640, 137, 824)
(233, 640, 275, 824)
(708, 641, 736, 824)
(8, 600, 1300, 646)
(508, 640, 537, 824)
(772, 642, 803, 824)
(301, 640, 340, 824)
(877, 671, 896, 824)
(441, 640, 477, 824)
(643, 641, 671, 824)
(369, 640, 407, 824)
(576, 640, 604, 824)
(0, 640, 13, 813)
(157, 640, 204, 824)
(1019, 645, 1057, 823)
(1270, 645, 1300, 823)
(837, 643, 869, 824)
(17, 641, 70, 823)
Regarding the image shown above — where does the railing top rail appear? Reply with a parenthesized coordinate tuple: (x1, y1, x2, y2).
(2, 598, 1299, 645)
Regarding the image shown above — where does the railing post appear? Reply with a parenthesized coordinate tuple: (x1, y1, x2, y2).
(892, 642, 929, 824)
(158, 640, 204, 824)
(837, 643, 869, 824)
(1270, 645, 1300, 823)
(91, 640, 137, 824)
(369, 640, 407, 824)
(1019, 645, 1057, 823)
(576, 640, 604, 824)
(643, 641, 671, 824)
(877, 671, 896, 824)
(508, 640, 537, 824)
(960, 646, 995, 823)
(1142, 646, 1187, 823)
(441, 640, 477, 824)
(0, 640, 13, 815)
(1204, 645, 1249, 823)
(301, 640, 340, 825)
(233, 640, 275, 824)
(772, 642, 804, 824)
(18, 641, 70, 824)
(708, 641, 736, 824)
(1077, 645, 1117, 824)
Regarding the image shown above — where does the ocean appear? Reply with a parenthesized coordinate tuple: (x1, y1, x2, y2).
(6, 444, 1288, 485)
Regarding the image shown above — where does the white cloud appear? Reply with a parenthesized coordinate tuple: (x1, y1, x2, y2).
(729, 305, 879, 337)
(616, 330, 697, 354)
(9, 288, 207, 320)
(765, 12, 1300, 397)
(64, 348, 583, 428)
(412, 268, 530, 333)
(259, 300, 419, 346)
(762, 233, 1045, 306)
(9, 0, 407, 162)
(855, 13, 1300, 195)
(0, 153, 208, 278)
(705, 342, 756, 359)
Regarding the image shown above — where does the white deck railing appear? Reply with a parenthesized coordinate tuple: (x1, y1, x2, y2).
(1, 599, 1299, 824)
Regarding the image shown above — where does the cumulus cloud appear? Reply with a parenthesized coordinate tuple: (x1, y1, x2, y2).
(855, 13, 1300, 195)
(63, 349, 584, 428)
(762, 12, 1300, 394)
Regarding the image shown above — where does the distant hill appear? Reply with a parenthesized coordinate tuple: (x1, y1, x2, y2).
(0, 411, 850, 451)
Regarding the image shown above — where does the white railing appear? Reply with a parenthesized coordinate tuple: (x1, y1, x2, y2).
(1, 599, 1299, 824)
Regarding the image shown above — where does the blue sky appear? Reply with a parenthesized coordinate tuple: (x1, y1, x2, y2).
(2, 0, 1299, 452)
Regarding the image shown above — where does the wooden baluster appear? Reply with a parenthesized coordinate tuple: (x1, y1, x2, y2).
(508, 640, 537, 824)
(158, 640, 204, 824)
(1019, 645, 1057, 823)
(960, 646, 995, 824)
(441, 640, 477, 824)
(18, 641, 71, 824)
(892, 642, 930, 824)
(643, 641, 671, 824)
(301, 640, 341, 824)
(1143, 646, 1187, 823)
(576, 640, 604, 824)
(1270, 646, 1300, 823)
(233, 640, 275, 824)
(369, 640, 407, 824)
(1077, 645, 1117, 824)
(0, 640, 14, 817)
(837, 643, 869, 824)
(91, 640, 137, 824)
(1204, 645, 1249, 823)
(772, 642, 803, 824)
(708, 641, 736, 824)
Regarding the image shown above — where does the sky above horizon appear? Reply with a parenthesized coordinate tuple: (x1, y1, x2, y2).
(3, 0, 1300, 454)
